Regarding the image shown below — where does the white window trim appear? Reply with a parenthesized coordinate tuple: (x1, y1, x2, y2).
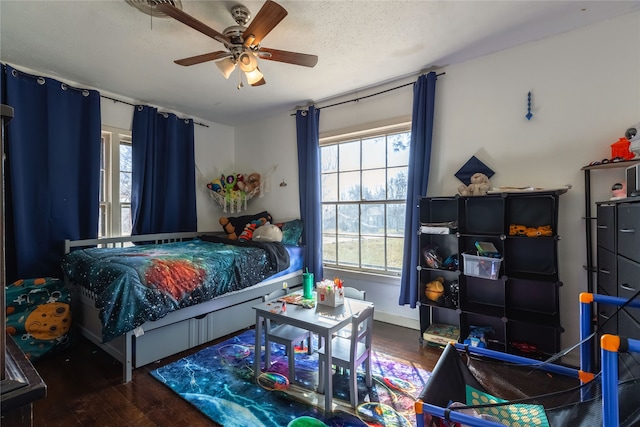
(101, 125, 131, 238)
(320, 116, 412, 279)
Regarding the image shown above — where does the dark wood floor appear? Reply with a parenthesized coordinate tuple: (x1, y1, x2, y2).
(27, 321, 442, 427)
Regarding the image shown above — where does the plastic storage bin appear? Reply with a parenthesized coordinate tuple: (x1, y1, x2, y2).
(462, 252, 503, 280)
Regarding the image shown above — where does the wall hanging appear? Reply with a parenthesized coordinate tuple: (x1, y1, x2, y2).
(197, 165, 276, 213)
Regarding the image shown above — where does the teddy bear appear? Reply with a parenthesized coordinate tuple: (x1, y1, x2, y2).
(457, 172, 491, 196)
(238, 172, 261, 195)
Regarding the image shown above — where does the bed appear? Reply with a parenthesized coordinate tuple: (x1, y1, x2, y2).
(414, 292, 640, 427)
(62, 230, 304, 383)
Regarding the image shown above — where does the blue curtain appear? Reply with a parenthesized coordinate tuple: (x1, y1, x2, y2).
(131, 105, 196, 235)
(1, 64, 101, 281)
(399, 72, 438, 307)
(296, 106, 323, 281)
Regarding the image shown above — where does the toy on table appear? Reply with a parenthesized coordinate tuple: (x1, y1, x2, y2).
(316, 277, 344, 306)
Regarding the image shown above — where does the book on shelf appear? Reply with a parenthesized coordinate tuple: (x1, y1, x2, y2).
(422, 323, 460, 346)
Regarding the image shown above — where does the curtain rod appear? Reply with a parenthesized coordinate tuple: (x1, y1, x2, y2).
(101, 95, 209, 128)
(291, 71, 445, 115)
(1, 64, 210, 128)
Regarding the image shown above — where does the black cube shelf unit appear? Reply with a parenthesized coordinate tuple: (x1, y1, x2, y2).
(594, 199, 640, 368)
(417, 189, 567, 359)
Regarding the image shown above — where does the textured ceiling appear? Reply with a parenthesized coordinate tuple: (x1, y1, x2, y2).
(1, 1, 639, 126)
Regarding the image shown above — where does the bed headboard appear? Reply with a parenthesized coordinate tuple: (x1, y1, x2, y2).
(64, 231, 225, 253)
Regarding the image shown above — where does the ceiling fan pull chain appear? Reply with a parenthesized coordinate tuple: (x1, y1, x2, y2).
(237, 67, 243, 90)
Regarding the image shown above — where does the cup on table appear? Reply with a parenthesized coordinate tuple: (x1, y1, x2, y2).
(302, 272, 314, 299)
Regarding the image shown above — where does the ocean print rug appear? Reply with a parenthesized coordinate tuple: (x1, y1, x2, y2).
(150, 328, 431, 427)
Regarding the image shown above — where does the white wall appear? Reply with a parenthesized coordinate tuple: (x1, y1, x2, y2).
(234, 11, 640, 363)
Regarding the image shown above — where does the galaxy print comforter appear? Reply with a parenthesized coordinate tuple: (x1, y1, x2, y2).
(61, 237, 290, 342)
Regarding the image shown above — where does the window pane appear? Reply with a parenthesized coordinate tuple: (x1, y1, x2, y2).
(362, 169, 385, 201)
(337, 204, 359, 234)
(322, 173, 338, 202)
(362, 236, 385, 271)
(99, 205, 107, 238)
(321, 145, 338, 173)
(388, 132, 410, 167)
(339, 141, 360, 171)
(338, 236, 359, 267)
(387, 203, 406, 236)
(387, 236, 404, 272)
(121, 205, 132, 236)
(387, 166, 408, 200)
(100, 138, 106, 203)
(361, 136, 385, 169)
(120, 143, 132, 203)
(361, 203, 384, 236)
(120, 143, 132, 172)
(322, 234, 337, 264)
(339, 171, 360, 201)
(120, 171, 131, 203)
(322, 204, 336, 232)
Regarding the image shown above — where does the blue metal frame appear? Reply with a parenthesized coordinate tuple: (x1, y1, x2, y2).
(414, 292, 640, 427)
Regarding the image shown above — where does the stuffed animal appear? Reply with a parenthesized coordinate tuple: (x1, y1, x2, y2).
(238, 218, 268, 242)
(238, 172, 261, 195)
(253, 224, 283, 242)
(458, 173, 491, 196)
(222, 173, 238, 194)
(207, 178, 223, 193)
(220, 217, 239, 240)
(219, 211, 273, 240)
(425, 276, 445, 302)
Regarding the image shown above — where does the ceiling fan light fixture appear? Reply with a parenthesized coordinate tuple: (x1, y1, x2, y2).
(245, 67, 264, 85)
(238, 51, 258, 72)
(216, 58, 236, 79)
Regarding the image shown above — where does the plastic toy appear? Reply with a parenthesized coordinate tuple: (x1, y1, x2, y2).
(509, 223, 552, 237)
(464, 325, 494, 348)
(626, 122, 640, 159)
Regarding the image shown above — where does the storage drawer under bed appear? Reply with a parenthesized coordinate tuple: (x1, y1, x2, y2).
(134, 296, 262, 367)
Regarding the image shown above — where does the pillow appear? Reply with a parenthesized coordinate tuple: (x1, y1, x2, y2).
(276, 219, 304, 246)
(253, 224, 283, 243)
(220, 210, 272, 240)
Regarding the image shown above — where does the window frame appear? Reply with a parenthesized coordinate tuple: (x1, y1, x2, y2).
(320, 118, 412, 277)
(100, 126, 132, 238)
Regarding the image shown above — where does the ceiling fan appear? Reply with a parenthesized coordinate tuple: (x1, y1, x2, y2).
(156, 1, 318, 88)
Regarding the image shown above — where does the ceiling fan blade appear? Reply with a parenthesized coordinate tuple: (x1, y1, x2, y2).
(156, 3, 230, 46)
(175, 51, 231, 66)
(243, 0, 287, 47)
(250, 77, 266, 87)
(258, 47, 318, 68)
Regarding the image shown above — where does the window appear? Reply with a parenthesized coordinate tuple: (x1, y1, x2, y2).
(100, 127, 132, 237)
(320, 122, 411, 275)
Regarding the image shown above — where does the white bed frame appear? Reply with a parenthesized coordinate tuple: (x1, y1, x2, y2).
(64, 231, 302, 383)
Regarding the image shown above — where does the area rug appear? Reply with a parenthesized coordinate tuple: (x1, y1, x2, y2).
(150, 328, 431, 427)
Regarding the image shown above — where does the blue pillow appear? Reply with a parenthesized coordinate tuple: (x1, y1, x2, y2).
(277, 219, 304, 246)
